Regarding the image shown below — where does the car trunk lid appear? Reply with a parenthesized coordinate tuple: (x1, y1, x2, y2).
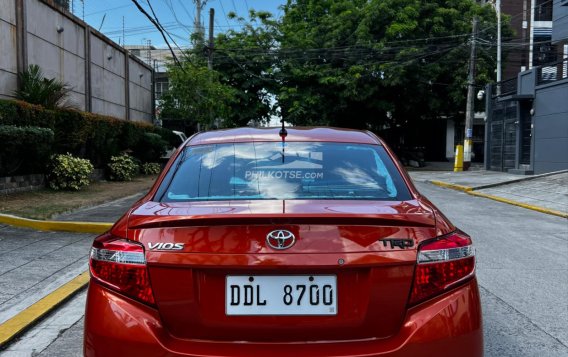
(127, 199, 437, 342)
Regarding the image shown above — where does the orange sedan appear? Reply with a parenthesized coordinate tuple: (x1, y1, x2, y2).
(84, 127, 482, 356)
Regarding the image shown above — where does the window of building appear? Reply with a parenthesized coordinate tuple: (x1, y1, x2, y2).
(535, 0, 553, 21)
(155, 81, 169, 100)
(534, 38, 556, 66)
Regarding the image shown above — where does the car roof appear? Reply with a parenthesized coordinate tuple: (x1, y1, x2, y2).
(187, 127, 380, 146)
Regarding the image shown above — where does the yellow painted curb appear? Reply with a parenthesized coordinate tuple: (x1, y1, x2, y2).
(0, 271, 90, 348)
(430, 180, 473, 192)
(0, 214, 112, 234)
(429, 180, 567, 219)
(468, 191, 568, 219)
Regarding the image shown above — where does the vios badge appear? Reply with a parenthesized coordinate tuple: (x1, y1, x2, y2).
(266, 230, 296, 250)
(148, 242, 184, 251)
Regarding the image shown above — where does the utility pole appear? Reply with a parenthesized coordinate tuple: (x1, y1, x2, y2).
(208, 8, 214, 70)
(496, 0, 502, 93)
(529, 0, 535, 69)
(122, 16, 125, 47)
(206, 8, 215, 129)
(463, 16, 479, 171)
(193, 0, 207, 41)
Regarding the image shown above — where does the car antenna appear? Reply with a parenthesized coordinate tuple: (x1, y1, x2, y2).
(279, 120, 287, 163)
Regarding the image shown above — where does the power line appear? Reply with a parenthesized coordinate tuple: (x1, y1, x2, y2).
(129, 0, 183, 69)
(85, 3, 134, 17)
(218, 0, 233, 29)
(162, 0, 192, 35)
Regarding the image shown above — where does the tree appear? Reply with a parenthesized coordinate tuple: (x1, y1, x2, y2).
(159, 11, 278, 128)
(159, 60, 236, 128)
(214, 10, 279, 127)
(15, 64, 71, 109)
(276, 0, 508, 131)
(159, 0, 510, 135)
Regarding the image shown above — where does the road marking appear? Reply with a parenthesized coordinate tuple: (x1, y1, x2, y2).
(0, 214, 111, 233)
(429, 181, 568, 219)
(0, 271, 89, 348)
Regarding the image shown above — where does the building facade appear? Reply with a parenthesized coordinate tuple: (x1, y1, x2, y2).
(500, 0, 567, 80)
(124, 45, 186, 113)
(484, 0, 568, 174)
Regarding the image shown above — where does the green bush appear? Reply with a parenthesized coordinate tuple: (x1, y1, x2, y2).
(108, 154, 139, 181)
(0, 125, 54, 176)
(132, 133, 168, 163)
(47, 153, 94, 190)
(141, 162, 162, 175)
(153, 126, 180, 148)
(84, 114, 122, 167)
(0, 99, 178, 173)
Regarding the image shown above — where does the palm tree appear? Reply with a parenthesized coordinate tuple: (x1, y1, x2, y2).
(15, 64, 71, 109)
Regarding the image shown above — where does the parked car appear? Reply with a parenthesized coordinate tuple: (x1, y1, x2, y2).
(160, 130, 187, 162)
(84, 127, 482, 357)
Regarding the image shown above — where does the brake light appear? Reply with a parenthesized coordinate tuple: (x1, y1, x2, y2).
(409, 231, 475, 306)
(89, 233, 155, 306)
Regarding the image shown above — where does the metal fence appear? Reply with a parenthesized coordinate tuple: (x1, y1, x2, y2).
(491, 77, 518, 97)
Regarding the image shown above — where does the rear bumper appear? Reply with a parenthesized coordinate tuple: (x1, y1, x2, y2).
(84, 279, 483, 357)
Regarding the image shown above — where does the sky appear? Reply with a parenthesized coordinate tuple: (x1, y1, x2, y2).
(73, 0, 285, 48)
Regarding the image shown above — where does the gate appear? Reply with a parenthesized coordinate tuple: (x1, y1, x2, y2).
(489, 100, 518, 171)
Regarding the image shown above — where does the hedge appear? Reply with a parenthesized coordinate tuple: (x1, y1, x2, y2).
(0, 99, 177, 172)
(0, 125, 54, 176)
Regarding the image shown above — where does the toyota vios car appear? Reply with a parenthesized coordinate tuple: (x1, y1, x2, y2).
(84, 127, 482, 357)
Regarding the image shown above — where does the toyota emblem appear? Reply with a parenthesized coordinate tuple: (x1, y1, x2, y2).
(266, 230, 296, 250)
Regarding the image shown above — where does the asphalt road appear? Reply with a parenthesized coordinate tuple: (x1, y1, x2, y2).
(4, 182, 567, 356)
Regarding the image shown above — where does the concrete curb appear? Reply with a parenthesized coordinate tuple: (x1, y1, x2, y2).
(429, 181, 568, 219)
(429, 180, 473, 192)
(0, 214, 112, 234)
(470, 169, 568, 190)
(0, 271, 89, 349)
(468, 191, 568, 219)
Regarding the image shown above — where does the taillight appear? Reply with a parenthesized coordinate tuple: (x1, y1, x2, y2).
(409, 231, 475, 306)
(89, 233, 155, 306)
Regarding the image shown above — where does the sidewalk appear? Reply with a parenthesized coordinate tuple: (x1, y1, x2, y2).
(0, 193, 141, 348)
(409, 170, 568, 217)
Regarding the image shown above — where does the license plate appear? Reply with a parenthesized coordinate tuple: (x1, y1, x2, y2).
(226, 275, 337, 316)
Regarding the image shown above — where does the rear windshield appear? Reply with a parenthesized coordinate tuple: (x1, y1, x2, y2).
(156, 142, 411, 202)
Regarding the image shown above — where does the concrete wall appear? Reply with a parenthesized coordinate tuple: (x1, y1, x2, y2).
(26, 0, 86, 108)
(552, 1, 568, 44)
(0, 0, 153, 122)
(532, 79, 568, 173)
(90, 33, 126, 118)
(128, 58, 153, 122)
(0, 1, 18, 99)
(518, 69, 537, 95)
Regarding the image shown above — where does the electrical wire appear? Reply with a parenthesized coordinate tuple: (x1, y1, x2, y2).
(130, 0, 183, 69)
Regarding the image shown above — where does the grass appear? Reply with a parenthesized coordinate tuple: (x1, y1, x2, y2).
(0, 176, 157, 220)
